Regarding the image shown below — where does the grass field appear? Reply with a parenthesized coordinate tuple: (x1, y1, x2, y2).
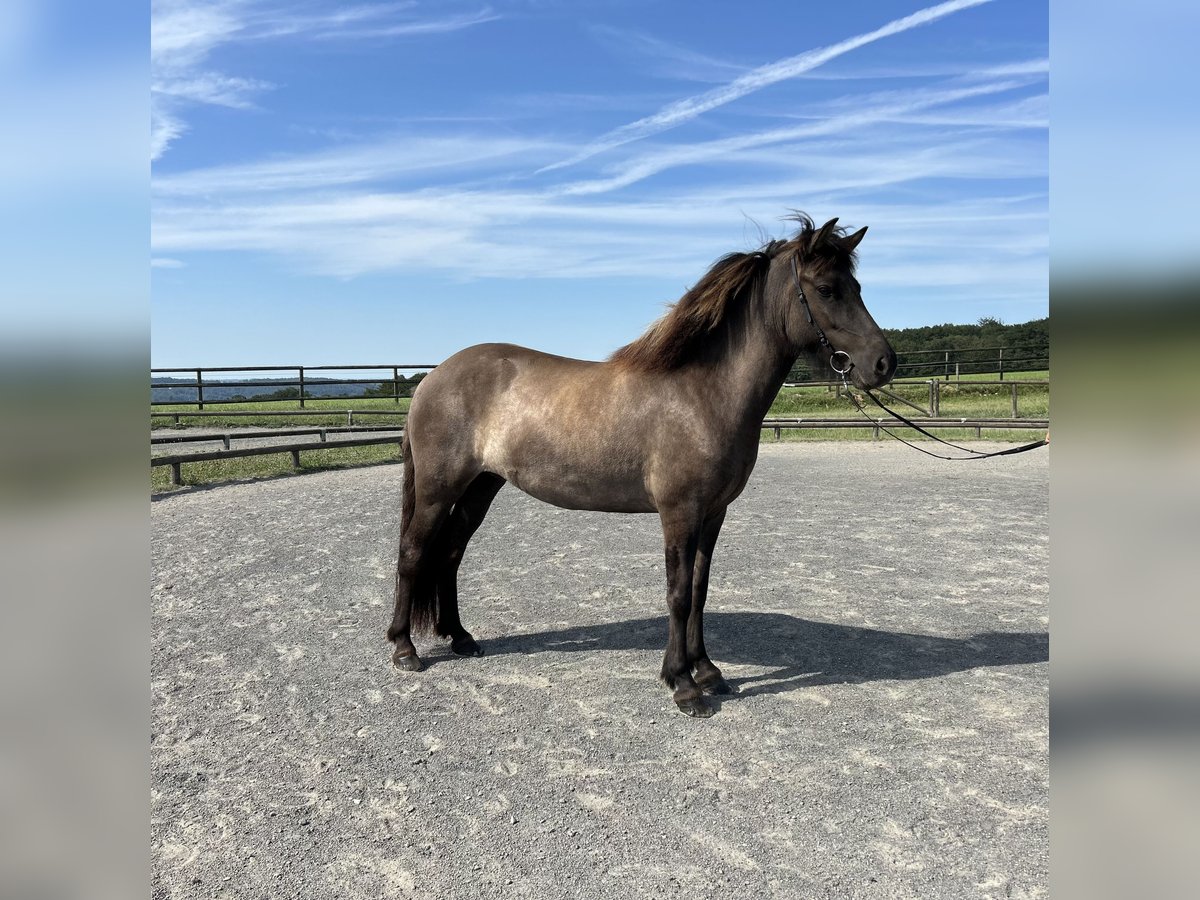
(151, 374, 1049, 491)
(151, 396, 413, 429)
(151, 442, 402, 492)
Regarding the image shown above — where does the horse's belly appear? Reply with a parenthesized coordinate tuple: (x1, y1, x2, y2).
(486, 434, 656, 512)
(507, 466, 656, 513)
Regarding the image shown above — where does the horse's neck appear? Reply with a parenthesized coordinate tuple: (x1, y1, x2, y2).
(708, 311, 797, 432)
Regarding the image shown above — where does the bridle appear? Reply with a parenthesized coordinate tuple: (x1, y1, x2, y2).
(790, 254, 852, 376)
(790, 253, 1048, 461)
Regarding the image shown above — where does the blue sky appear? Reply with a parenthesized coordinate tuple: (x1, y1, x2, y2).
(150, 0, 1048, 367)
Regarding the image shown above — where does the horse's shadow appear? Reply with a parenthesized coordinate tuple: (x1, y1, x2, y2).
(478, 611, 1047, 699)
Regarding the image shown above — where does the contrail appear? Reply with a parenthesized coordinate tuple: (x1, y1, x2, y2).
(537, 0, 995, 174)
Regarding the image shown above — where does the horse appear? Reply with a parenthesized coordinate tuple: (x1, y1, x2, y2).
(386, 214, 897, 717)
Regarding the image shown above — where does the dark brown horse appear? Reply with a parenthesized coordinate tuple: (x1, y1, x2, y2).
(387, 215, 896, 717)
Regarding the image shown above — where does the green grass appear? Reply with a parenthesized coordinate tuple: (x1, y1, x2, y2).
(152, 442, 401, 493)
(151, 396, 411, 429)
(770, 378, 1049, 420)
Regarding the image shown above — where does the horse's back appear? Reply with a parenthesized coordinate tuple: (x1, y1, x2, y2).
(408, 343, 658, 511)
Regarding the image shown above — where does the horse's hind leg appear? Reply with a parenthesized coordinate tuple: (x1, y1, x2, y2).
(432, 472, 505, 657)
(388, 493, 455, 671)
(688, 508, 732, 695)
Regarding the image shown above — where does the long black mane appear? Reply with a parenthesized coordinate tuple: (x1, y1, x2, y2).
(609, 214, 857, 372)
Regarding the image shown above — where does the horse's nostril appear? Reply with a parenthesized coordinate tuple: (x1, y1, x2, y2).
(873, 352, 897, 381)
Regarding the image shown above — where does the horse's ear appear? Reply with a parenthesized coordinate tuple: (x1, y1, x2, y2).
(843, 226, 868, 251)
(810, 217, 839, 250)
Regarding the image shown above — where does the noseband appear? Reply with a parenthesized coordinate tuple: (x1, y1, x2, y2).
(789, 252, 1047, 461)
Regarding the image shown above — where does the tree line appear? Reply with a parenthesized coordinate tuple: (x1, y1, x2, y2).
(787, 316, 1049, 381)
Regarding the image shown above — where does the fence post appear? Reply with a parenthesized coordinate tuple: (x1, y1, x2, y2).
(774, 425, 781, 440)
(932, 380, 941, 417)
(298, 366, 306, 408)
(347, 410, 353, 426)
(928, 380, 935, 416)
(944, 350, 950, 381)
(1011, 384, 1019, 418)
(998, 348, 1005, 381)
(873, 423, 880, 440)
(196, 369, 204, 410)
(170, 462, 182, 486)
(393, 367, 401, 405)
(290, 449, 301, 468)
(222, 435, 230, 450)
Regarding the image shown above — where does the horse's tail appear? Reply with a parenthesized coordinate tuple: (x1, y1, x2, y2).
(399, 427, 440, 636)
(399, 428, 416, 539)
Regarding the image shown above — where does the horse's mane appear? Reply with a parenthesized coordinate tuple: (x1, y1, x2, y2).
(609, 213, 858, 372)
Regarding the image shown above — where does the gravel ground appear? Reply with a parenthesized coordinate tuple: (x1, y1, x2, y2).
(151, 442, 1048, 899)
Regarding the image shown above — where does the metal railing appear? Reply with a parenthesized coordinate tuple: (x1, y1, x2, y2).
(789, 343, 1049, 382)
(150, 364, 437, 409)
(151, 345, 1050, 410)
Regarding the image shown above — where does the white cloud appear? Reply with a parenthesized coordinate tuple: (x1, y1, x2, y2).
(150, 1, 498, 161)
(554, 77, 1038, 197)
(590, 25, 749, 84)
(151, 257, 186, 268)
(147, 4, 1044, 316)
(152, 127, 1045, 286)
(539, 0, 996, 173)
(153, 134, 560, 196)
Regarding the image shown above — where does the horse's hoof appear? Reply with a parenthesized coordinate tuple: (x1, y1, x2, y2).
(392, 650, 424, 672)
(698, 676, 735, 696)
(451, 636, 483, 657)
(675, 696, 716, 718)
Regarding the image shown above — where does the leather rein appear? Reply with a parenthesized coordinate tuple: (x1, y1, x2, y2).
(789, 255, 1048, 461)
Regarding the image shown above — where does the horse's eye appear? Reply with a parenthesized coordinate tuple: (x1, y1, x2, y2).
(817, 284, 833, 298)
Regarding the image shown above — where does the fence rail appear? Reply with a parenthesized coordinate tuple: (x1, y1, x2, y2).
(152, 408, 408, 425)
(790, 343, 1048, 382)
(151, 344, 1050, 409)
(151, 363, 438, 409)
(151, 434, 405, 486)
(149, 356, 1050, 486)
(760, 417, 1048, 441)
(151, 416, 1049, 486)
(151, 425, 402, 448)
(152, 378, 1048, 424)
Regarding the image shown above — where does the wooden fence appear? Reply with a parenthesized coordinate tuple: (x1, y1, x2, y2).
(150, 361, 1050, 486)
(152, 378, 1047, 424)
(151, 416, 1048, 486)
(150, 363, 437, 409)
(152, 433, 405, 486)
(151, 345, 1050, 409)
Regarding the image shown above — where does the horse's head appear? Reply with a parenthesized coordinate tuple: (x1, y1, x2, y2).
(772, 216, 896, 390)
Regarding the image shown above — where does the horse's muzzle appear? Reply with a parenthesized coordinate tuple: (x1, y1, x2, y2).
(849, 347, 896, 389)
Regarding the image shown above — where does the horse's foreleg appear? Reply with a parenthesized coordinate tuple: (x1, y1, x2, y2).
(688, 508, 732, 696)
(434, 473, 505, 657)
(659, 510, 709, 717)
